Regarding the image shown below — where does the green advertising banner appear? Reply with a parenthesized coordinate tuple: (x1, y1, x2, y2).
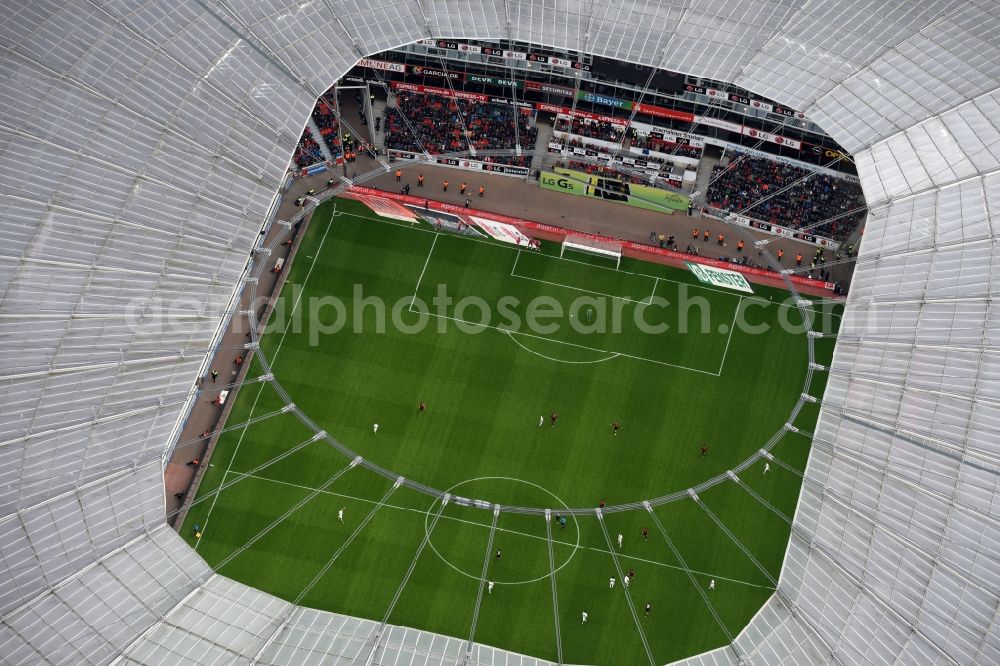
(552, 167, 689, 212)
(618, 181, 689, 212)
(684, 262, 755, 293)
(467, 74, 524, 90)
(540, 171, 589, 196)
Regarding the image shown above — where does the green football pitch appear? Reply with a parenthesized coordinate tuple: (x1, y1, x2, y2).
(182, 197, 839, 664)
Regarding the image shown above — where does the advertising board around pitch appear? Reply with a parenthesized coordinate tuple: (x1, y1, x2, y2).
(539, 171, 589, 195)
(685, 261, 755, 293)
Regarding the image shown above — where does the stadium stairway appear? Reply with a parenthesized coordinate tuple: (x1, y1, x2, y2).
(529, 118, 553, 174)
(691, 146, 721, 201)
(370, 97, 387, 149)
(307, 115, 335, 164)
(336, 89, 373, 149)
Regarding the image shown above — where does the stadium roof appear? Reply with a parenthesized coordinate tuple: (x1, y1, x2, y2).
(2, 1, 999, 664)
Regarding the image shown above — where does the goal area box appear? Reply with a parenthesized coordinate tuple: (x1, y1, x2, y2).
(560, 237, 623, 270)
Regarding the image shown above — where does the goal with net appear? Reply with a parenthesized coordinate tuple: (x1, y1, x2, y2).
(560, 237, 624, 270)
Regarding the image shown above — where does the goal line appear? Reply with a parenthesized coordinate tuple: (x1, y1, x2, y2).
(560, 237, 623, 270)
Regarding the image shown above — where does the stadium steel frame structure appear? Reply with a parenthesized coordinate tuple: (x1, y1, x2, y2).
(1, 1, 999, 665)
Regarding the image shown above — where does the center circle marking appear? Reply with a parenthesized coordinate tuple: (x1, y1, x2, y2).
(423, 476, 581, 586)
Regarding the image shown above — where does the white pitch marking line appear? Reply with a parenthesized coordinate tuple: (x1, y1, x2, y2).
(409, 233, 438, 309)
(198, 203, 338, 547)
(421, 310, 719, 376)
(238, 472, 776, 591)
(513, 251, 657, 304)
(336, 211, 733, 300)
(717, 296, 742, 376)
(511, 249, 657, 305)
(338, 209, 843, 320)
(510, 271, 651, 305)
(425, 476, 582, 586)
(539, 246, 740, 302)
(289, 207, 732, 378)
(505, 330, 620, 365)
(510, 249, 520, 276)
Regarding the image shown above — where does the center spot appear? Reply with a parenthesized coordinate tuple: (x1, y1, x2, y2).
(423, 476, 582, 585)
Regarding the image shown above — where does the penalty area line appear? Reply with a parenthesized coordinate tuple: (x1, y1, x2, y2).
(511, 249, 657, 305)
(409, 234, 438, 309)
(509, 270, 652, 306)
(415, 310, 719, 376)
(505, 331, 619, 365)
(647, 277, 659, 305)
(717, 296, 742, 376)
(337, 209, 839, 320)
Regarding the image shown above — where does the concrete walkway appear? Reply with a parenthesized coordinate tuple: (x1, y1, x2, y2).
(361, 160, 852, 284)
(165, 173, 329, 527)
(530, 120, 554, 173)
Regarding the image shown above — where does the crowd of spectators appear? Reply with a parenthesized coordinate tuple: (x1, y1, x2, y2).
(291, 91, 343, 169)
(553, 137, 658, 170)
(553, 117, 624, 144)
(292, 127, 323, 169)
(564, 160, 653, 186)
(554, 136, 691, 187)
(706, 155, 866, 240)
(552, 136, 615, 157)
(310, 93, 342, 160)
(384, 91, 537, 167)
(628, 132, 703, 159)
(554, 118, 702, 161)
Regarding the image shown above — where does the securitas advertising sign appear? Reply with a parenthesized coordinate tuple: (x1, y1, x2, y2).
(684, 262, 755, 293)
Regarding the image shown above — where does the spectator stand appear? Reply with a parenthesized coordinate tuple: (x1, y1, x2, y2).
(553, 115, 625, 145)
(291, 126, 325, 170)
(543, 149, 689, 191)
(386, 148, 531, 178)
(628, 129, 704, 162)
(310, 90, 343, 162)
(703, 151, 867, 247)
(550, 113, 698, 187)
(383, 87, 538, 170)
(561, 160, 657, 187)
(543, 143, 689, 191)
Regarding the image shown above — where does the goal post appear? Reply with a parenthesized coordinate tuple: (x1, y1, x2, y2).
(560, 237, 623, 270)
